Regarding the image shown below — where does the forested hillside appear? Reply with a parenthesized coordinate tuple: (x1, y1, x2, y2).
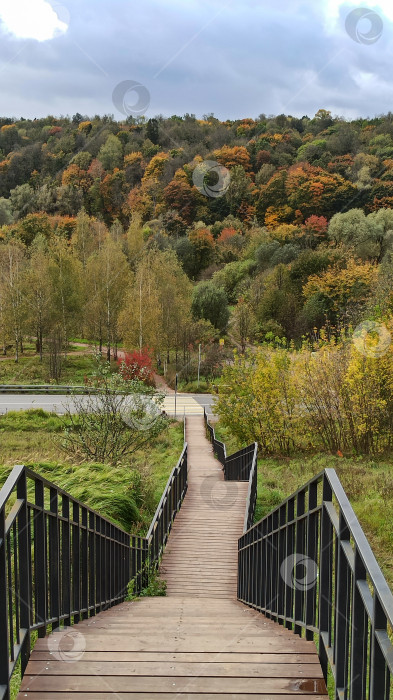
(1, 109, 393, 363)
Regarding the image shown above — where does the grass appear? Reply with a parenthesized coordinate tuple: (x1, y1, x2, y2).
(0, 352, 110, 385)
(178, 380, 211, 393)
(0, 409, 185, 533)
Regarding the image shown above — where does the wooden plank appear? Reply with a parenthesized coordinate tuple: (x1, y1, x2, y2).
(31, 652, 320, 663)
(26, 660, 325, 678)
(19, 675, 328, 693)
(32, 635, 318, 653)
(18, 694, 329, 699)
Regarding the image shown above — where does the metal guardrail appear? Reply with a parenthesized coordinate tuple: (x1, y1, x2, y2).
(0, 430, 188, 699)
(238, 468, 393, 699)
(146, 444, 187, 564)
(204, 409, 257, 531)
(204, 410, 227, 465)
(0, 385, 95, 394)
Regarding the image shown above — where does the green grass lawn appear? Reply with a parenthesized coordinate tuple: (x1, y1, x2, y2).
(0, 353, 118, 385)
(0, 409, 185, 533)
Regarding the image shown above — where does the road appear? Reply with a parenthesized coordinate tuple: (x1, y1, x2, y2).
(0, 393, 216, 417)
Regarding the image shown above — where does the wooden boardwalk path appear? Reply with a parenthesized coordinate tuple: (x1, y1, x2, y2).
(18, 416, 328, 699)
(160, 417, 249, 598)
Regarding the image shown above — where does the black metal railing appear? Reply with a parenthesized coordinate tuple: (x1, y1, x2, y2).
(243, 446, 258, 532)
(146, 444, 187, 564)
(225, 444, 256, 480)
(204, 409, 257, 531)
(204, 410, 227, 465)
(0, 436, 188, 700)
(0, 384, 96, 394)
(238, 468, 393, 700)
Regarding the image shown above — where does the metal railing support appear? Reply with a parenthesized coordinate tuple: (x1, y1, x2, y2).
(238, 468, 393, 700)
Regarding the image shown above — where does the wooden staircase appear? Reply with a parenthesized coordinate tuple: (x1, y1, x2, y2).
(18, 416, 328, 698)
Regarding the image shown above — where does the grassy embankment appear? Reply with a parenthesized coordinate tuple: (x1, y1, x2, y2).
(0, 344, 110, 385)
(0, 409, 184, 533)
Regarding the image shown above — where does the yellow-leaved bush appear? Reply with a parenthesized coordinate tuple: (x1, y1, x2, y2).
(216, 323, 393, 455)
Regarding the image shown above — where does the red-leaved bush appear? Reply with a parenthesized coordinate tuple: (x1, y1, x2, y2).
(117, 349, 154, 386)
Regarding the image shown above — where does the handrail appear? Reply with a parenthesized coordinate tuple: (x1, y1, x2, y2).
(204, 409, 226, 466)
(204, 409, 257, 531)
(0, 432, 188, 699)
(0, 384, 96, 394)
(243, 446, 258, 532)
(146, 443, 188, 562)
(0, 384, 142, 396)
(238, 468, 393, 699)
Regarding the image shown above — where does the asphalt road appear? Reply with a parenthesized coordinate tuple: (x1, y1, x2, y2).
(0, 393, 216, 417)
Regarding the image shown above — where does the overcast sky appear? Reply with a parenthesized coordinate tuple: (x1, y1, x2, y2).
(0, 0, 393, 120)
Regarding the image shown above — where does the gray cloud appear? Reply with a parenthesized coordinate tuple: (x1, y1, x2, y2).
(0, 0, 392, 119)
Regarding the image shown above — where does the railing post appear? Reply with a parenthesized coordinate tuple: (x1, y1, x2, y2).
(277, 503, 286, 625)
(34, 480, 47, 637)
(319, 474, 333, 683)
(88, 511, 96, 615)
(334, 512, 351, 696)
(49, 488, 60, 630)
(350, 551, 367, 699)
(17, 470, 31, 677)
(62, 495, 71, 627)
(81, 507, 88, 617)
(294, 490, 305, 636)
(72, 502, 80, 622)
(305, 481, 318, 641)
(0, 508, 10, 699)
(370, 596, 388, 700)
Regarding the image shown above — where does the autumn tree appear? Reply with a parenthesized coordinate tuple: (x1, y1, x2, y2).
(231, 298, 257, 352)
(120, 248, 191, 362)
(191, 282, 229, 332)
(48, 238, 83, 357)
(85, 237, 131, 360)
(23, 236, 52, 360)
(303, 259, 378, 316)
(98, 134, 123, 171)
(0, 241, 26, 361)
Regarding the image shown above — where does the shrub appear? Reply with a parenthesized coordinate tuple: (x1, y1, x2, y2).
(216, 321, 393, 456)
(118, 349, 154, 386)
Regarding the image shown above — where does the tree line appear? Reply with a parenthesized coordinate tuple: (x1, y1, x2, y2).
(2, 110, 393, 351)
